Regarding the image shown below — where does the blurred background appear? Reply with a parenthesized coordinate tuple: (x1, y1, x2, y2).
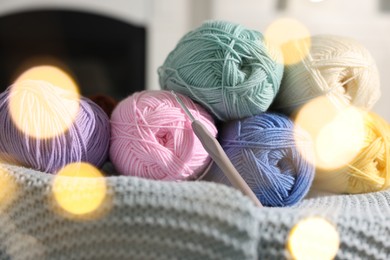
(0, 0, 388, 121)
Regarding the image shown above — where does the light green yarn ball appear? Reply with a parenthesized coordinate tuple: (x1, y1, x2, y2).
(158, 20, 284, 121)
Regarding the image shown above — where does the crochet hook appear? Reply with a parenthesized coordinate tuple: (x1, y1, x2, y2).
(171, 91, 263, 207)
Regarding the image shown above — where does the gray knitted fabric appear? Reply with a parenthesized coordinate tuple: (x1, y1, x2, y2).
(1, 163, 390, 260)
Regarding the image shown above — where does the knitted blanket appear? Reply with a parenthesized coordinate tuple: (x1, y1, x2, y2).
(0, 163, 389, 260)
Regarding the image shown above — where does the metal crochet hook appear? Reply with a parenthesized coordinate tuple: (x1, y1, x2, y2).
(171, 91, 263, 207)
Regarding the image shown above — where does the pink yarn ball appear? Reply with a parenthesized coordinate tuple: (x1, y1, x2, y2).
(110, 90, 217, 181)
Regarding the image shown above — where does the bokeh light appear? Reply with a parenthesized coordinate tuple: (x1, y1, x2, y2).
(294, 96, 365, 170)
(316, 107, 365, 167)
(0, 165, 18, 211)
(52, 162, 107, 218)
(14, 65, 79, 94)
(9, 65, 80, 139)
(287, 217, 339, 260)
(264, 18, 311, 65)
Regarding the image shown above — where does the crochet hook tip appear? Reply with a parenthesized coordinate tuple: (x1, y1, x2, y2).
(170, 91, 196, 122)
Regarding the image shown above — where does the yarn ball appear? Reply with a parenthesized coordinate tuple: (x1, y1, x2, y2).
(0, 80, 110, 173)
(312, 112, 390, 194)
(158, 20, 284, 121)
(204, 113, 315, 207)
(272, 35, 381, 114)
(89, 94, 118, 117)
(109, 90, 217, 181)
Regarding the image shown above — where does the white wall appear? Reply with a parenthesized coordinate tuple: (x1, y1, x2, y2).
(0, 0, 148, 25)
(146, 0, 191, 90)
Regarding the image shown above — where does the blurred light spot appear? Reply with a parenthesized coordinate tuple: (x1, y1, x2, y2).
(52, 163, 107, 217)
(316, 107, 365, 167)
(287, 217, 339, 260)
(264, 18, 311, 65)
(294, 96, 365, 170)
(0, 165, 18, 211)
(15, 65, 79, 94)
(9, 65, 80, 139)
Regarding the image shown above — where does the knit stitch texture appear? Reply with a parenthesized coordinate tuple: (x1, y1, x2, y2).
(0, 163, 389, 259)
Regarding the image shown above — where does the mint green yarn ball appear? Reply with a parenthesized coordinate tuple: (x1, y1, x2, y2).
(158, 20, 284, 121)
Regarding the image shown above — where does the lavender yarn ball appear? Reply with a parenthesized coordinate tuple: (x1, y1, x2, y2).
(0, 80, 110, 173)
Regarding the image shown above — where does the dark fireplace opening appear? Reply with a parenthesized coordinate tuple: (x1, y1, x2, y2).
(0, 9, 146, 99)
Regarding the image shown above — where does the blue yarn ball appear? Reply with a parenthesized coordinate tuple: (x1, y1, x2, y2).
(158, 20, 284, 121)
(204, 113, 315, 207)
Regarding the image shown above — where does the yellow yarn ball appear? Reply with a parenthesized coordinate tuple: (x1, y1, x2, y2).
(313, 112, 390, 194)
